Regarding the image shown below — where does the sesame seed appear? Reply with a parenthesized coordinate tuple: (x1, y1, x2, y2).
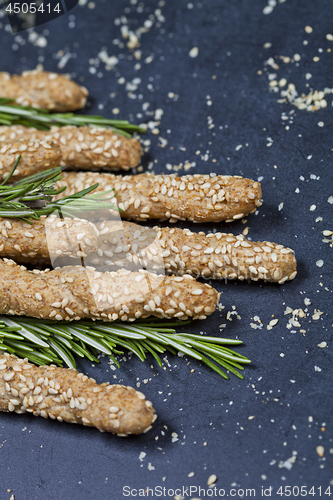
(109, 406, 120, 413)
(189, 46, 199, 58)
(258, 267, 268, 273)
(207, 474, 217, 486)
(233, 213, 244, 220)
(271, 253, 277, 262)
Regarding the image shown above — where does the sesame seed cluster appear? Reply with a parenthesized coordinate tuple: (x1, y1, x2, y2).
(56, 171, 262, 223)
(0, 352, 155, 435)
(0, 70, 88, 111)
(0, 258, 220, 322)
(0, 138, 62, 181)
(0, 125, 142, 171)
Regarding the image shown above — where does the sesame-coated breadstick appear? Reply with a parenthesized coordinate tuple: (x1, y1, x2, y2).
(0, 215, 100, 263)
(0, 259, 220, 321)
(0, 125, 142, 171)
(0, 70, 88, 111)
(51, 126, 142, 171)
(0, 139, 61, 181)
(55, 171, 262, 223)
(0, 218, 296, 283)
(96, 222, 297, 284)
(0, 353, 155, 435)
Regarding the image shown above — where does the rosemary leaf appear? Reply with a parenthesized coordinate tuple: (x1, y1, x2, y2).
(0, 316, 251, 379)
(0, 99, 145, 137)
(0, 159, 117, 221)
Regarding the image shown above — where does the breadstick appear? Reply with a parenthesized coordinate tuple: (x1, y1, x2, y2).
(55, 172, 262, 223)
(0, 139, 61, 180)
(96, 222, 297, 284)
(0, 352, 155, 435)
(50, 126, 141, 171)
(0, 70, 88, 111)
(0, 215, 100, 263)
(0, 125, 142, 171)
(0, 258, 220, 321)
(0, 217, 296, 283)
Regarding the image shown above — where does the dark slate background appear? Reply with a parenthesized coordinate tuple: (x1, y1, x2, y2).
(0, 1, 332, 499)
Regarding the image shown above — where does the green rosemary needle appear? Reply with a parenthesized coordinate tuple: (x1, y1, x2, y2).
(0, 156, 117, 221)
(0, 97, 145, 137)
(0, 316, 250, 379)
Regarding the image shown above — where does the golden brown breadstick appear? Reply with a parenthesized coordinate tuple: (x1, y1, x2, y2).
(0, 216, 296, 283)
(0, 125, 142, 171)
(55, 172, 262, 223)
(0, 139, 61, 180)
(96, 222, 297, 284)
(0, 215, 100, 263)
(0, 353, 155, 435)
(0, 258, 220, 321)
(50, 126, 141, 171)
(0, 70, 88, 111)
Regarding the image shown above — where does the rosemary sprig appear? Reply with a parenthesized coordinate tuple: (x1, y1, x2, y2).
(0, 317, 251, 380)
(0, 157, 117, 221)
(0, 98, 145, 138)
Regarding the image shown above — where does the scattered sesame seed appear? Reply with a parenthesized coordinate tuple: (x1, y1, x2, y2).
(189, 47, 199, 58)
(207, 474, 217, 486)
